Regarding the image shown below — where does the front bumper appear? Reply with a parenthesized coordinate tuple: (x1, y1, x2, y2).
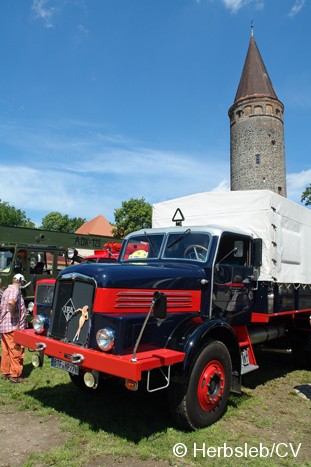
(14, 329, 185, 381)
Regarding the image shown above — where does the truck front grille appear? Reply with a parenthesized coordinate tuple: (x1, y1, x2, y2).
(48, 275, 95, 347)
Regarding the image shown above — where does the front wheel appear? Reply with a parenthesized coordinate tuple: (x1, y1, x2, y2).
(168, 341, 232, 430)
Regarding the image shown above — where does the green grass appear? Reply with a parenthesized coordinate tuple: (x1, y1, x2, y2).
(0, 350, 310, 466)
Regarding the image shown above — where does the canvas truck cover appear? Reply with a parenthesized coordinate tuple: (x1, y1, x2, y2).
(152, 190, 311, 284)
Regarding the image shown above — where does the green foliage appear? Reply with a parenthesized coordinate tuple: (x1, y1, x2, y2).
(40, 212, 86, 233)
(0, 199, 35, 227)
(112, 197, 152, 239)
(301, 183, 311, 206)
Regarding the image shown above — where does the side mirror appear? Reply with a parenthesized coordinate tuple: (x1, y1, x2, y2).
(233, 240, 244, 258)
(153, 291, 167, 320)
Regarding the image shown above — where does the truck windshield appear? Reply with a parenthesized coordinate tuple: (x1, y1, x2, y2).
(121, 231, 211, 263)
(163, 232, 210, 262)
(122, 234, 164, 260)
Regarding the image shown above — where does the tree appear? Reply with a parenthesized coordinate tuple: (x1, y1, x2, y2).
(301, 183, 311, 206)
(40, 212, 86, 233)
(0, 199, 35, 227)
(112, 197, 152, 239)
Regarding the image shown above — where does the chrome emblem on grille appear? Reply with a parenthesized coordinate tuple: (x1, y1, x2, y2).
(62, 299, 76, 322)
(73, 305, 89, 342)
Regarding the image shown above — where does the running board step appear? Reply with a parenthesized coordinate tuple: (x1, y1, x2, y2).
(241, 364, 259, 375)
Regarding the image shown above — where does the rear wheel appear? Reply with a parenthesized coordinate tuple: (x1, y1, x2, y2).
(168, 341, 232, 430)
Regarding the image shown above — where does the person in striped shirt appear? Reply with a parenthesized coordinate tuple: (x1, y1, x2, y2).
(0, 274, 28, 383)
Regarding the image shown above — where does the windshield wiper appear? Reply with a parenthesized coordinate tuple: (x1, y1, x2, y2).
(167, 228, 191, 249)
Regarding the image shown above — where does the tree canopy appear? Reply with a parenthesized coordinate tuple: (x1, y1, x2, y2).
(0, 199, 35, 228)
(112, 197, 152, 239)
(40, 212, 86, 233)
(301, 183, 311, 206)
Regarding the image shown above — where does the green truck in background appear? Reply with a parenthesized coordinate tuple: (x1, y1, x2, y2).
(0, 225, 114, 305)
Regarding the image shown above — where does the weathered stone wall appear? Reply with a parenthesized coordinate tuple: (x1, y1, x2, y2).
(229, 97, 287, 196)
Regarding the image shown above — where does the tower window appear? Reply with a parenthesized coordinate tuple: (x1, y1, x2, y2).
(255, 154, 261, 165)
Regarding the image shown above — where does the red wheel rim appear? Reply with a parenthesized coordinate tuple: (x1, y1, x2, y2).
(197, 360, 225, 411)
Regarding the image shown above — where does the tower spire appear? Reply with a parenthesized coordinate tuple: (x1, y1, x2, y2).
(228, 33, 287, 197)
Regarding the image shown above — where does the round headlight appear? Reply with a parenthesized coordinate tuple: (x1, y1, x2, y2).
(67, 248, 78, 260)
(96, 327, 115, 351)
(32, 314, 49, 334)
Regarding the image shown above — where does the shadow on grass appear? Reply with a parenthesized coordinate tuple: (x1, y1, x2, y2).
(25, 378, 174, 442)
(22, 351, 299, 441)
(22, 362, 36, 379)
(242, 350, 297, 389)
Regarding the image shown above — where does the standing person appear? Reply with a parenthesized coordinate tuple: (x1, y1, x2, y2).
(0, 274, 28, 383)
(0, 278, 3, 342)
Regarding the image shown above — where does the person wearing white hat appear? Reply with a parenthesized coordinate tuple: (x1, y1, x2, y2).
(0, 274, 28, 383)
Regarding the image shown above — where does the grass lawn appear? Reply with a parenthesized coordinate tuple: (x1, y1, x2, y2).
(0, 349, 310, 466)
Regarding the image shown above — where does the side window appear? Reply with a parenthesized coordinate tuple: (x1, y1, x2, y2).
(15, 249, 27, 273)
(46, 252, 54, 273)
(216, 234, 250, 266)
(0, 248, 15, 273)
(57, 252, 68, 272)
(30, 251, 47, 275)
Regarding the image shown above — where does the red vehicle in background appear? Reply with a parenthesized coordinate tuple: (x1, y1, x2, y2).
(79, 242, 121, 264)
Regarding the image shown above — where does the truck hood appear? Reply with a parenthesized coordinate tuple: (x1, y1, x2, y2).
(59, 261, 208, 290)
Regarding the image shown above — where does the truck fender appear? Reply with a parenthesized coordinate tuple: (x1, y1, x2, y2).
(167, 317, 241, 393)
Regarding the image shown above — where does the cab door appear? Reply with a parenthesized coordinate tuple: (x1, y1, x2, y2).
(212, 233, 254, 325)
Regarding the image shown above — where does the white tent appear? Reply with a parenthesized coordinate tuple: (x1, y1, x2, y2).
(152, 190, 311, 284)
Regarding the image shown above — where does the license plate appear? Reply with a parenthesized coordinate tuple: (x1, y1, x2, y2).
(51, 357, 79, 375)
(241, 348, 250, 367)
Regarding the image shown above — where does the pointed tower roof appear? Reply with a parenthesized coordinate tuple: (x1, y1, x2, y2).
(75, 214, 113, 236)
(234, 33, 278, 103)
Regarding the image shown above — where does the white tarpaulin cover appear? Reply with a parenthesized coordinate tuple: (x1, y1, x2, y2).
(152, 190, 311, 284)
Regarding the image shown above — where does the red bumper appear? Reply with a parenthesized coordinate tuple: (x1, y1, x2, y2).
(14, 329, 185, 381)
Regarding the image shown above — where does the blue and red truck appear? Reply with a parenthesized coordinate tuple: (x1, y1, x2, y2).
(14, 190, 311, 430)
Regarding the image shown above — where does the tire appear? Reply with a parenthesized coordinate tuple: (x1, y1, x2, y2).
(168, 341, 232, 430)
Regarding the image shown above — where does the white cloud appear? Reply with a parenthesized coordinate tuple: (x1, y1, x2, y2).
(221, 0, 264, 14)
(4, 120, 309, 224)
(0, 120, 229, 224)
(288, 0, 305, 18)
(287, 168, 311, 203)
(32, 0, 56, 28)
(211, 180, 230, 191)
(0, 153, 228, 224)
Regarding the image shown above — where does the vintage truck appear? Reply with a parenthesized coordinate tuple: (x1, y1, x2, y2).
(14, 190, 311, 430)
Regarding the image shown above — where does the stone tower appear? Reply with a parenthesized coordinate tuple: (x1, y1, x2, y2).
(228, 31, 287, 196)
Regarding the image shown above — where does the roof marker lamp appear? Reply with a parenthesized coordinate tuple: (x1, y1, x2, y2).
(32, 314, 50, 334)
(96, 327, 115, 351)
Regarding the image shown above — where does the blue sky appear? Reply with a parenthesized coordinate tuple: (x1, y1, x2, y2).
(0, 0, 310, 226)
